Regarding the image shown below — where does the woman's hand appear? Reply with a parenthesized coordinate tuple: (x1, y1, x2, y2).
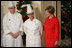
(55, 41, 58, 46)
(8, 31, 22, 39)
(8, 32, 17, 38)
(14, 31, 22, 38)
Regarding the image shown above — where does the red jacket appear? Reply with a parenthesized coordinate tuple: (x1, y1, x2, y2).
(43, 15, 59, 47)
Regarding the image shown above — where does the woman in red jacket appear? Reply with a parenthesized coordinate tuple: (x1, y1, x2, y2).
(43, 6, 59, 47)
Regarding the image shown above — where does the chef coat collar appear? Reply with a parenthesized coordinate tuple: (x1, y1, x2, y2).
(29, 18, 36, 22)
(9, 11, 16, 15)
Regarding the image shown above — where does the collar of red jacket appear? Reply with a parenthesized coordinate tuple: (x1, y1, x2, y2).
(47, 14, 55, 21)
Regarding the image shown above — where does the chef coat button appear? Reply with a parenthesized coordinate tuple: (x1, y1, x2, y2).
(9, 19, 10, 21)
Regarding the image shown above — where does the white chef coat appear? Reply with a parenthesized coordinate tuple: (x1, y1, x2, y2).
(23, 18, 43, 47)
(3, 11, 23, 47)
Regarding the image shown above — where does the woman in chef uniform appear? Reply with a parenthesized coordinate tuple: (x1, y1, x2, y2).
(22, 4, 43, 47)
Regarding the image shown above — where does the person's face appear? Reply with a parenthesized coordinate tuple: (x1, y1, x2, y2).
(45, 10, 51, 17)
(8, 6, 15, 14)
(27, 13, 34, 19)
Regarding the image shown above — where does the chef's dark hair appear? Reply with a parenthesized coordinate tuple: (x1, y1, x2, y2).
(45, 5, 55, 14)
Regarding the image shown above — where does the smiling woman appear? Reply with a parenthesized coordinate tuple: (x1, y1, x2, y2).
(44, 5, 59, 47)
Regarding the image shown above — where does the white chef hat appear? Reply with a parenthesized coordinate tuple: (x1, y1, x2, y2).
(8, 1, 15, 7)
(21, 4, 33, 14)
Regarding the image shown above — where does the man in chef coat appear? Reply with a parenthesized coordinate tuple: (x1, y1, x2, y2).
(21, 4, 43, 47)
(3, 1, 23, 47)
